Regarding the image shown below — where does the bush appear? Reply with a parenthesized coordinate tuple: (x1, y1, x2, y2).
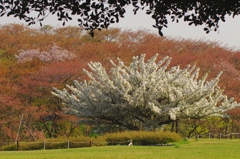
(0, 142, 43, 151)
(0, 131, 181, 150)
(0, 144, 16, 151)
(103, 131, 181, 146)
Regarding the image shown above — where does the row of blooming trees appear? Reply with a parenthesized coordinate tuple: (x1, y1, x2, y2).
(0, 24, 240, 140)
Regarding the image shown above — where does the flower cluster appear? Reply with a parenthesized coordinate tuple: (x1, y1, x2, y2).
(16, 44, 75, 62)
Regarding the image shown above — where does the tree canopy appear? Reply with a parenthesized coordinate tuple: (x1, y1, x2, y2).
(52, 54, 240, 130)
(0, 0, 239, 36)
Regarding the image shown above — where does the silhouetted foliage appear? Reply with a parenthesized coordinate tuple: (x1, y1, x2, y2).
(0, 1, 239, 36)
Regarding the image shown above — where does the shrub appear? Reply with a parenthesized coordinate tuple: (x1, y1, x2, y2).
(103, 131, 181, 146)
(0, 131, 181, 150)
(44, 141, 67, 149)
(0, 144, 16, 151)
(0, 142, 43, 151)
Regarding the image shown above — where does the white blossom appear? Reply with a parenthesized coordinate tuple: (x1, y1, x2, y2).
(16, 43, 75, 62)
(52, 54, 240, 130)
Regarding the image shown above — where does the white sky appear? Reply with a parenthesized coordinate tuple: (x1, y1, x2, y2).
(1, 6, 240, 51)
(111, 7, 240, 51)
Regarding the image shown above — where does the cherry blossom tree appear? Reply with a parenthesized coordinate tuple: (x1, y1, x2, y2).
(52, 54, 239, 130)
(15, 43, 75, 63)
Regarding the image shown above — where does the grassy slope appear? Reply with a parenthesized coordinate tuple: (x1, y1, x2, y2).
(1, 139, 240, 159)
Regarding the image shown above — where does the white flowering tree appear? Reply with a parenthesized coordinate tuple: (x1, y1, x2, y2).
(52, 54, 240, 130)
(16, 43, 75, 63)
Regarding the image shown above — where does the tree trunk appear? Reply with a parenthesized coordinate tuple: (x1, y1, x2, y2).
(171, 121, 174, 132)
(175, 120, 179, 133)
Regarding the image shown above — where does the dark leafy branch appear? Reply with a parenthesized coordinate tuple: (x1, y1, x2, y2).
(0, 0, 239, 36)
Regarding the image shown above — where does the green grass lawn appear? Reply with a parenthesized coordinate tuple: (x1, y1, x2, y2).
(1, 139, 240, 159)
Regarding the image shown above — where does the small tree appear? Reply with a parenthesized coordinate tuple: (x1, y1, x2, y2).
(15, 43, 75, 63)
(52, 54, 240, 130)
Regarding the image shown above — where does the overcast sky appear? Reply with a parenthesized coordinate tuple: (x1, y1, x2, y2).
(1, 6, 240, 51)
(111, 7, 240, 51)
